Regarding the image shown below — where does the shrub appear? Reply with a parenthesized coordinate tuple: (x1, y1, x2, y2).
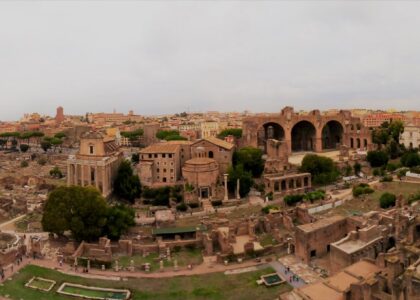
(408, 193, 420, 204)
(37, 157, 47, 166)
(373, 168, 385, 177)
(19, 144, 30, 152)
(185, 244, 197, 251)
(49, 166, 63, 178)
(397, 168, 409, 179)
(188, 203, 199, 209)
(380, 175, 393, 182)
(367, 150, 389, 168)
(379, 192, 396, 209)
(176, 203, 188, 212)
(352, 184, 374, 197)
(304, 190, 325, 203)
(401, 152, 420, 168)
(20, 161, 28, 168)
(284, 194, 304, 206)
(265, 192, 274, 201)
(386, 163, 398, 172)
(172, 245, 182, 253)
(262, 205, 279, 214)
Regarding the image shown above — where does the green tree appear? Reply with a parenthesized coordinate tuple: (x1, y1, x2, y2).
(401, 151, 420, 168)
(227, 164, 254, 197)
(156, 130, 186, 141)
(19, 144, 30, 152)
(367, 150, 389, 168)
(49, 166, 63, 178)
(113, 160, 142, 203)
(379, 192, 396, 209)
(42, 186, 108, 241)
(218, 129, 242, 139)
(131, 153, 140, 164)
(103, 205, 135, 240)
(41, 140, 52, 152)
(300, 154, 339, 185)
(54, 132, 67, 139)
(233, 147, 264, 178)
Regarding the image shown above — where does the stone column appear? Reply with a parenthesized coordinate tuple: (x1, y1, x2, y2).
(236, 178, 240, 200)
(88, 165, 92, 186)
(102, 166, 107, 196)
(67, 164, 71, 185)
(224, 174, 228, 201)
(73, 164, 78, 186)
(81, 165, 85, 187)
(95, 165, 99, 190)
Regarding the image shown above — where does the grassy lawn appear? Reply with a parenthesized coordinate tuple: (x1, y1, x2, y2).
(27, 277, 55, 290)
(320, 181, 420, 216)
(15, 212, 42, 232)
(0, 264, 292, 300)
(116, 248, 203, 271)
(258, 234, 279, 247)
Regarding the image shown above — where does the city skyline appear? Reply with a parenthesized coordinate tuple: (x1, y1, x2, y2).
(1, 1, 420, 120)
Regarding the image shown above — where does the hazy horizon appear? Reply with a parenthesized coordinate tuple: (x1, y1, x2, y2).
(1, 1, 420, 121)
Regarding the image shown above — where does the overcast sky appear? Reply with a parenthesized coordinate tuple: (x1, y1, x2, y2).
(0, 1, 420, 120)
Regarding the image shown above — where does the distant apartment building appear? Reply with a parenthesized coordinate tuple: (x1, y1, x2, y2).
(200, 121, 219, 139)
(362, 113, 407, 128)
(138, 143, 190, 187)
(400, 123, 420, 149)
(87, 110, 143, 125)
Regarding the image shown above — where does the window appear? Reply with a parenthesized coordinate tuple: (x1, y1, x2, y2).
(170, 169, 173, 173)
(156, 168, 160, 172)
(149, 154, 152, 159)
(169, 154, 173, 158)
(162, 154, 166, 158)
(89, 145, 94, 154)
(154, 154, 157, 158)
(208, 151, 214, 158)
(163, 177, 167, 182)
(164, 168, 167, 172)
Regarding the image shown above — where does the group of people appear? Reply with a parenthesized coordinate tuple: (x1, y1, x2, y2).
(284, 265, 301, 283)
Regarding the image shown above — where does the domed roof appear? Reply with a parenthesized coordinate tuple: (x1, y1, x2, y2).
(81, 131, 104, 140)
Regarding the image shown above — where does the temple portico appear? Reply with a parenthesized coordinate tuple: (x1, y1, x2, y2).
(67, 131, 123, 197)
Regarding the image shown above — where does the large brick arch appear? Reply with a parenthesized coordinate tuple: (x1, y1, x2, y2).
(321, 120, 345, 150)
(257, 122, 286, 152)
(242, 107, 373, 153)
(291, 120, 317, 152)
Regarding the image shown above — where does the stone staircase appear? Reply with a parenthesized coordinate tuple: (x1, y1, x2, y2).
(201, 199, 215, 213)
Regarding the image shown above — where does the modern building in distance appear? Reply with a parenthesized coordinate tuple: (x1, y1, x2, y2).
(67, 131, 123, 197)
(362, 112, 407, 128)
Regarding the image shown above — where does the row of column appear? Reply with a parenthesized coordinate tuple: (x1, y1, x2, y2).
(67, 163, 111, 196)
(272, 176, 311, 193)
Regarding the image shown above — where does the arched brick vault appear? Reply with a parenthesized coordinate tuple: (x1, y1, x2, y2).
(242, 107, 373, 153)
